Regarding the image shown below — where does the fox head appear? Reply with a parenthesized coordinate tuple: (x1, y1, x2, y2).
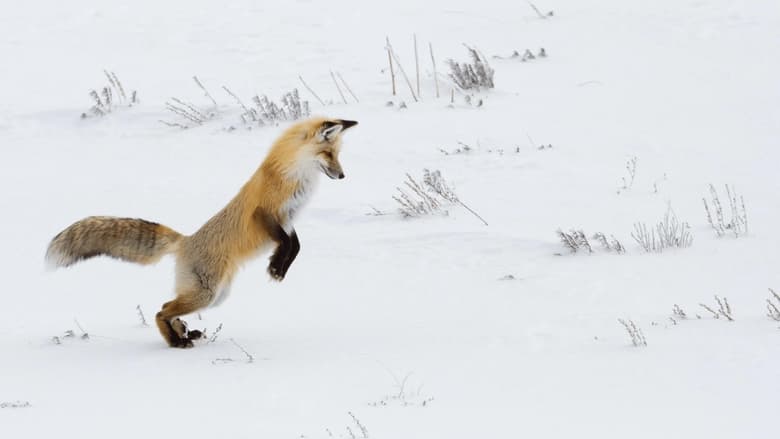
(311, 119, 358, 179)
(266, 117, 358, 182)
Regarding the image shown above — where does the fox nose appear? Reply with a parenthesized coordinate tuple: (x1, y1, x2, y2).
(338, 173, 345, 179)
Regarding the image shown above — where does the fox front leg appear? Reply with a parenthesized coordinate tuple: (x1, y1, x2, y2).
(279, 229, 300, 278)
(267, 227, 292, 281)
(253, 208, 292, 281)
(268, 229, 300, 280)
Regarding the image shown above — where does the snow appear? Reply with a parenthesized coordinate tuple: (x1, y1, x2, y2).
(2, 0, 779, 437)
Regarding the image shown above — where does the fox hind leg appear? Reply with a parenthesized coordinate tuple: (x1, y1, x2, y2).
(156, 294, 209, 348)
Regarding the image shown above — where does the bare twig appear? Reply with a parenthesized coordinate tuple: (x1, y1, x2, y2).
(211, 338, 254, 364)
(74, 319, 89, 340)
(298, 75, 326, 106)
(348, 412, 369, 438)
(457, 200, 488, 226)
(230, 338, 254, 362)
(385, 38, 418, 102)
(699, 303, 720, 319)
(208, 323, 224, 343)
(165, 103, 202, 125)
(136, 304, 149, 327)
(171, 97, 208, 120)
(527, 1, 553, 19)
(414, 34, 421, 98)
(221, 86, 252, 116)
(366, 205, 388, 216)
(386, 37, 396, 96)
(165, 95, 211, 125)
(193, 76, 218, 108)
(330, 70, 348, 104)
(103, 70, 123, 103)
(336, 72, 359, 103)
(429, 42, 440, 98)
(158, 119, 189, 129)
(715, 295, 733, 321)
(767, 288, 780, 321)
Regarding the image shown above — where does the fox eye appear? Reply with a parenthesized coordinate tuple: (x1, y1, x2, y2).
(321, 151, 333, 160)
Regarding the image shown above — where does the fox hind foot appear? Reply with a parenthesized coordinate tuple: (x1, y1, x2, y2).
(156, 313, 193, 348)
(155, 296, 209, 348)
(170, 317, 188, 338)
(171, 317, 205, 344)
(187, 329, 204, 340)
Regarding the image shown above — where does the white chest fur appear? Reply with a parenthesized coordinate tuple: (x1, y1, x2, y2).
(281, 168, 320, 232)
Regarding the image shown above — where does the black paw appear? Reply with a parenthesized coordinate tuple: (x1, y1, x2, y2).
(186, 329, 204, 341)
(169, 318, 204, 346)
(171, 337, 194, 349)
(267, 262, 285, 281)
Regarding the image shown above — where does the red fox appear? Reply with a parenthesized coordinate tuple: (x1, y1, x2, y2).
(46, 117, 357, 348)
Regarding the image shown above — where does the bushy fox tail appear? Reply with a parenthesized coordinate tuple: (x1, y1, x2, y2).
(46, 216, 183, 269)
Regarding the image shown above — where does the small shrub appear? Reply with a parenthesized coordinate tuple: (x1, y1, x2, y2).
(393, 169, 487, 225)
(393, 173, 445, 219)
(672, 304, 687, 319)
(618, 319, 647, 347)
(631, 208, 692, 252)
(161, 76, 218, 128)
(235, 88, 310, 127)
(703, 184, 748, 237)
(447, 45, 494, 91)
(494, 48, 547, 61)
(160, 77, 310, 130)
(1, 401, 31, 409)
(556, 230, 624, 254)
(699, 295, 734, 321)
(616, 156, 637, 195)
(592, 232, 625, 253)
(767, 288, 780, 321)
(556, 229, 592, 254)
(81, 70, 138, 119)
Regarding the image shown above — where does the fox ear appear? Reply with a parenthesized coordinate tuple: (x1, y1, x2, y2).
(339, 119, 358, 130)
(318, 121, 343, 141)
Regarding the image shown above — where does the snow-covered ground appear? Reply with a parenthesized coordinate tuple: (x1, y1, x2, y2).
(2, 0, 779, 437)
